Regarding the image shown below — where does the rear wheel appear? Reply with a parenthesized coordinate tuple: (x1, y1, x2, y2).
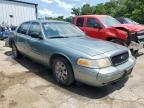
(52, 57, 74, 86)
(11, 43, 23, 59)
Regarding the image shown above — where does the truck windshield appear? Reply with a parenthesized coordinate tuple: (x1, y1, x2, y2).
(43, 22, 85, 38)
(100, 16, 121, 27)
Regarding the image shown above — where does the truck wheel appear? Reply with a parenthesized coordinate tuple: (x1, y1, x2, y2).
(110, 39, 127, 46)
(52, 57, 74, 86)
(11, 43, 23, 59)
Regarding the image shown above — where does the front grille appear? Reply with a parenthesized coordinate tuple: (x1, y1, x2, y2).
(137, 31, 144, 41)
(111, 52, 129, 66)
(127, 33, 139, 45)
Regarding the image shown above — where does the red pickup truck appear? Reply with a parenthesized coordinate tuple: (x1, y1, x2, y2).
(73, 15, 144, 51)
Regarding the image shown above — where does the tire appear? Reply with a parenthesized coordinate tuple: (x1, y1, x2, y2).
(11, 43, 23, 59)
(110, 39, 127, 46)
(52, 57, 74, 86)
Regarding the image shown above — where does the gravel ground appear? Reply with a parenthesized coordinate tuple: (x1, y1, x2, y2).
(0, 40, 144, 108)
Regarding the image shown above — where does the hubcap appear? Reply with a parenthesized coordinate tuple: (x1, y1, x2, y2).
(55, 61, 68, 82)
(12, 45, 17, 57)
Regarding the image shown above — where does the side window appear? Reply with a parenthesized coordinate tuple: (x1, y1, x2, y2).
(17, 22, 30, 35)
(76, 18, 84, 27)
(28, 22, 41, 37)
(117, 19, 124, 24)
(87, 18, 100, 28)
(121, 19, 127, 24)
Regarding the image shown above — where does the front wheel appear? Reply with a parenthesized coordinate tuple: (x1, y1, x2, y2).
(52, 57, 74, 86)
(11, 43, 23, 59)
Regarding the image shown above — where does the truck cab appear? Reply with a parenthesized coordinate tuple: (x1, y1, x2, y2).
(73, 15, 144, 53)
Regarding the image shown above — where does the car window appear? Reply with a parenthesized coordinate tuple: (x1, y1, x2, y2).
(17, 22, 30, 35)
(76, 18, 84, 27)
(125, 18, 139, 24)
(87, 18, 100, 28)
(100, 16, 120, 27)
(117, 19, 126, 24)
(28, 22, 42, 37)
(43, 22, 85, 38)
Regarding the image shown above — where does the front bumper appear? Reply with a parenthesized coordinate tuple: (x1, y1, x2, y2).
(137, 31, 144, 42)
(127, 34, 144, 52)
(74, 57, 135, 87)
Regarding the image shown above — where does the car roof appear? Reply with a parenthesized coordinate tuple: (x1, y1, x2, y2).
(75, 15, 109, 18)
(116, 18, 127, 19)
(26, 20, 68, 23)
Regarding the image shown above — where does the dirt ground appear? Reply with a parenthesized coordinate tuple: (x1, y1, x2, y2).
(0, 40, 144, 108)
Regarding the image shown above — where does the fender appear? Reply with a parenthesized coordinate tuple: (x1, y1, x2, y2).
(106, 27, 128, 41)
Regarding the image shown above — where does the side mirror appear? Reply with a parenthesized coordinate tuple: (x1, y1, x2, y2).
(93, 23, 102, 29)
(30, 32, 43, 39)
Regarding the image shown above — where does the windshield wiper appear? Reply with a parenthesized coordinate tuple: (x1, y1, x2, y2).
(72, 35, 84, 37)
(49, 35, 84, 39)
(49, 36, 68, 39)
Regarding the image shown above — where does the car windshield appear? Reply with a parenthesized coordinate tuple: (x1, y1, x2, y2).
(43, 22, 85, 38)
(100, 16, 121, 27)
(125, 18, 139, 24)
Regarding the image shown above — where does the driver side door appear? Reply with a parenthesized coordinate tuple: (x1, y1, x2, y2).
(85, 18, 105, 40)
(27, 22, 46, 64)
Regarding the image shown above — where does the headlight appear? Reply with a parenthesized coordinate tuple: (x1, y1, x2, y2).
(77, 58, 111, 68)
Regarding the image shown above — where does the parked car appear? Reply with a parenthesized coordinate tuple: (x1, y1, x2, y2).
(116, 18, 139, 25)
(73, 15, 144, 53)
(0, 26, 9, 40)
(9, 20, 135, 87)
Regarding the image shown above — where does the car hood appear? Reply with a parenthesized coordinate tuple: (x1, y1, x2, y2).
(52, 37, 127, 56)
(113, 24, 144, 32)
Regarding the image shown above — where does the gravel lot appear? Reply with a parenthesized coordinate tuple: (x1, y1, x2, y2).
(0, 41, 144, 108)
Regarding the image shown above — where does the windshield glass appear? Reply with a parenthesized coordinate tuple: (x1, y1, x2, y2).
(100, 16, 121, 27)
(43, 22, 85, 38)
(125, 18, 139, 24)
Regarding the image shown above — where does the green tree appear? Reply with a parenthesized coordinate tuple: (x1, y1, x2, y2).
(92, 3, 106, 14)
(117, 0, 144, 23)
(71, 8, 81, 15)
(65, 16, 74, 23)
(45, 0, 144, 24)
(57, 16, 64, 20)
(81, 4, 93, 15)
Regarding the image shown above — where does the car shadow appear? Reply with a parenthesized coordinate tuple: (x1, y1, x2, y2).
(5, 51, 128, 99)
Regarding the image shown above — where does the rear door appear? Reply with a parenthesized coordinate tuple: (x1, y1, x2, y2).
(27, 22, 46, 63)
(15, 22, 31, 53)
(85, 17, 105, 39)
(75, 17, 86, 32)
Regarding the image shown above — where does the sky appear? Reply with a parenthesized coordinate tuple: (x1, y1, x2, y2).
(19, 0, 109, 18)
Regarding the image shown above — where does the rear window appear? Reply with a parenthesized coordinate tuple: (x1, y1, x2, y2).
(76, 18, 84, 27)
